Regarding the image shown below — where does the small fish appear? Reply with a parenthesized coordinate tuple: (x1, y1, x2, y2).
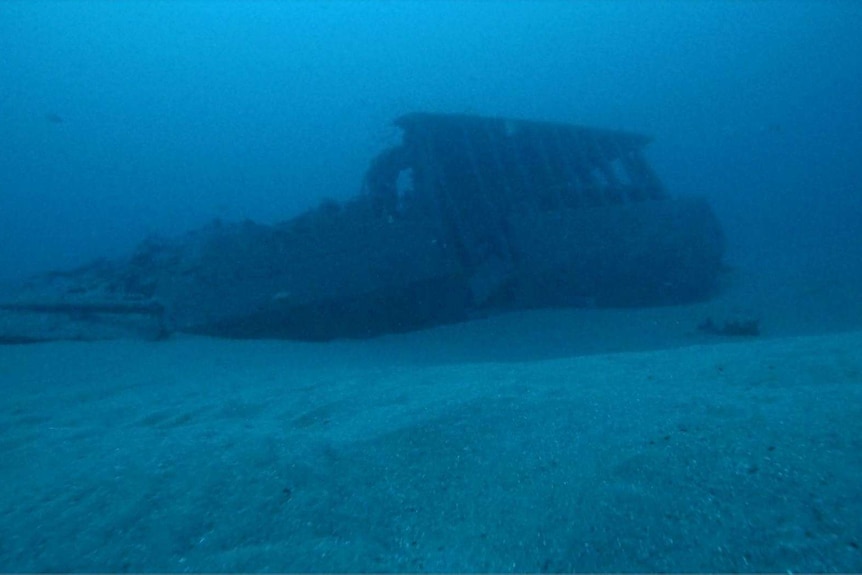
(44, 112, 64, 124)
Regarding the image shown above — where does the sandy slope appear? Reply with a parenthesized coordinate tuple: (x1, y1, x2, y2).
(1, 327, 860, 572)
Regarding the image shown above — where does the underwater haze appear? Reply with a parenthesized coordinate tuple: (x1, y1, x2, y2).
(3, 2, 862, 572)
(1, 0, 861, 282)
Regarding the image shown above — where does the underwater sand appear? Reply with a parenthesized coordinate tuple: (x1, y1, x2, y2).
(1, 318, 861, 571)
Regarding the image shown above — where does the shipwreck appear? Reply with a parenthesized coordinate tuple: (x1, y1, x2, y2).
(0, 112, 725, 342)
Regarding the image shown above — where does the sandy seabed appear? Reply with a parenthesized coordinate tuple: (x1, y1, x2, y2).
(1, 314, 861, 572)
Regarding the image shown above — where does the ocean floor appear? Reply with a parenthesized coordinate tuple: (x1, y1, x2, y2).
(1, 251, 862, 572)
(1, 324, 861, 571)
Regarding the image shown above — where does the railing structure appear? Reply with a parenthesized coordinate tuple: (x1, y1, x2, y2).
(364, 112, 665, 269)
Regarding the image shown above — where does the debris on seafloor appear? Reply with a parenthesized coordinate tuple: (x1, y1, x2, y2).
(698, 317, 761, 337)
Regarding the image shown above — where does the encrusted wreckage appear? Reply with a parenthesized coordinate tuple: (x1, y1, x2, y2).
(0, 112, 725, 342)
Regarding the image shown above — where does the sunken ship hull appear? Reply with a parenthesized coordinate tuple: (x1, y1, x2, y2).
(0, 113, 724, 342)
